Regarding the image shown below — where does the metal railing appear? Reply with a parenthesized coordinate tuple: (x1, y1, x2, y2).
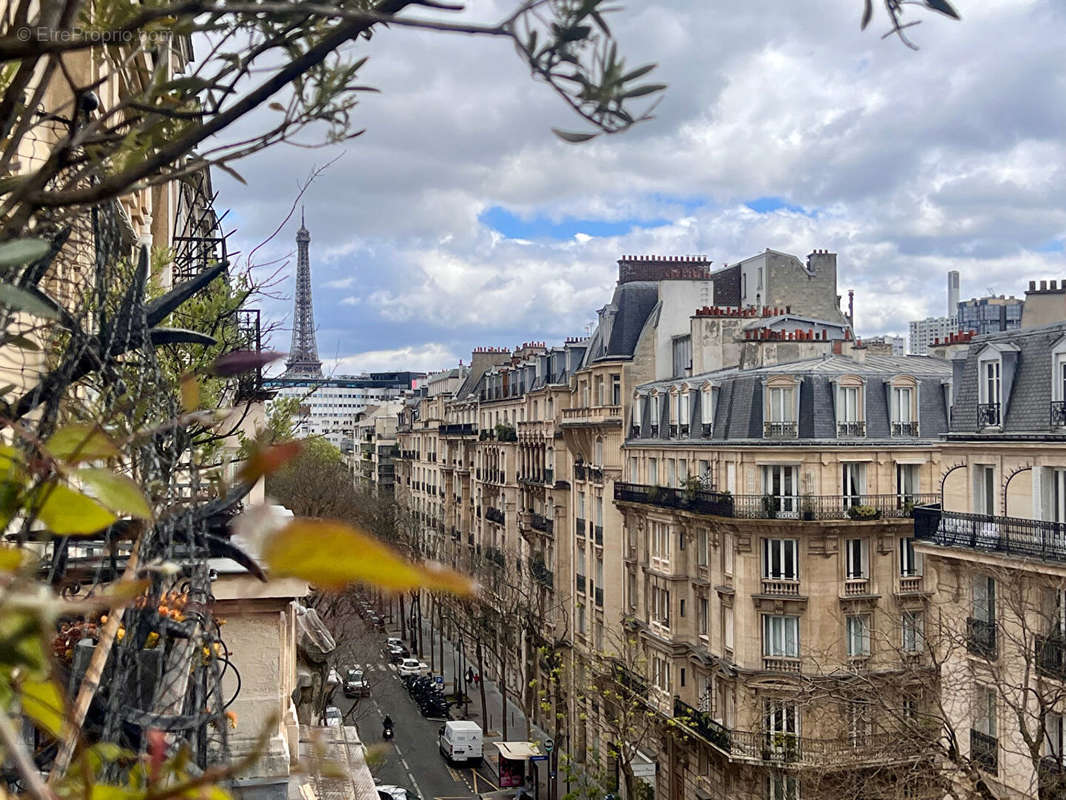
(573, 463, 587, 481)
(531, 513, 553, 534)
(1053, 402, 1066, 428)
(1036, 634, 1066, 680)
(594, 587, 603, 606)
(977, 402, 1001, 427)
(892, 421, 920, 437)
(576, 574, 586, 593)
(588, 466, 604, 483)
(614, 482, 734, 516)
(764, 421, 798, 439)
(440, 423, 477, 436)
(970, 729, 998, 773)
(914, 505, 1066, 564)
(837, 421, 866, 437)
(485, 507, 505, 525)
(966, 617, 997, 658)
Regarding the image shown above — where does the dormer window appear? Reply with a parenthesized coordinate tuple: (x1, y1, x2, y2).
(649, 391, 660, 437)
(669, 388, 680, 438)
(1052, 338, 1066, 427)
(679, 386, 690, 436)
(978, 357, 1002, 428)
(632, 394, 644, 437)
(835, 377, 866, 438)
(890, 376, 919, 437)
(700, 384, 715, 437)
(764, 377, 798, 439)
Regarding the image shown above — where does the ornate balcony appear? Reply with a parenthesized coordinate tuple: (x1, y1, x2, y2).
(1036, 634, 1066, 680)
(761, 657, 801, 673)
(837, 421, 866, 438)
(560, 405, 623, 427)
(897, 574, 924, 595)
(914, 505, 1066, 565)
(573, 463, 587, 482)
(764, 421, 798, 439)
(440, 423, 478, 437)
(531, 512, 553, 534)
(843, 578, 869, 596)
(760, 579, 800, 596)
(588, 466, 604, 484)
(485, 507, 506, 525)
(977, 402, 1001, 427)
(892, 421, 920, 437)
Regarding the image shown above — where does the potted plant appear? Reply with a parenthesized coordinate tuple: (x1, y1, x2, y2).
(801, 494, 815, 521)
(847, 504, 881, 521)
(682, 475, 702, 506)
(902, 500, 916, 518)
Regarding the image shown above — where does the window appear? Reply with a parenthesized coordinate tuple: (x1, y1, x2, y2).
(897, 463, 919, 503)
(764, 699, 798, 742)
(845, 538, 868, 579)
(666, 459, 676, 487)
(762, 615, 800, 658)
(763, 538, 799, 581)
(594, 437, 603, 466)
(633, 395, 644, 432)
(975, 684, 997, 739)
(594, 621, 604, 651)
(649, 458, 658, 485)
(838, 384, 861, 422)
(628, 456, 637, 481)
(723, 532, 734, 576)
(902, 611, 924, 653)
(979, 358, 1002, 427)
(1044, 467, 1066, 522)
(846, 615, 870, 657)
(651, 585, 670, 628)
(763, 465, 799, 516)
(768, 773, 798, 800)
(1044, 712, 1065, 765)
(974, 575, 996, 623)
(596, 376, 605, 406)
(698, 597, 709, 637)
(611, 374, 621, 406)
(724, 605, 734, 651)
(672, 336, 692, 378)
(974, 465, 996, 515)
(653, 654, 670, 691)
(900, 536, 922, 577)
(651, 521, 671, 560)
(847, 701, 872, 747)
(577, 604, 586, 635)
(679, 392, 690, 432)
(627, 571, 637, 611)
(891, 383, 916, 435)
(679, 458, 688, 485)
(697, 528, 709, 566)
(841, 462, 866, 505)
(700, 386, 714, 433)
(767, 386, 796, 422)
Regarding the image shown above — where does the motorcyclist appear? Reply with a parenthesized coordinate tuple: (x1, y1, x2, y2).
(382, 714, 393, 731)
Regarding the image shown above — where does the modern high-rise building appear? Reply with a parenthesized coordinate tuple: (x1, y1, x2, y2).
(909, 315, 957, 354)
(957, 294, 1024, 336)
(947, 270, 960, 316)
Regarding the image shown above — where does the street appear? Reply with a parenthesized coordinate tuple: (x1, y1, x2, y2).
(332, 615, 503, 800)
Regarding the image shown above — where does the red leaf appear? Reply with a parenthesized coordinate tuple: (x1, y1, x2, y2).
(208, 350, 284, 377)
(239, 440, 303, 483)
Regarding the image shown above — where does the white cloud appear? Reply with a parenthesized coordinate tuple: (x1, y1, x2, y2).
(325, 277, 356, 289)
(324, 342, 459, 374)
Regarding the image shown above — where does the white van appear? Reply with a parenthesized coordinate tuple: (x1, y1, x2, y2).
(439, 720, 483, 764)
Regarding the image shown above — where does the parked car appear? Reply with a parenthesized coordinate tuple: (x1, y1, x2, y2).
(343, 668, 370, 698)
(386, 644, 408, 663)
(386, 637, 404, 649)
(398, 658, 423, 677)
(324, 706, 343, 728)
(377, 786, 419, 800)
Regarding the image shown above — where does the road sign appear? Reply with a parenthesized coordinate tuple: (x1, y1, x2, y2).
(435, 675, 444, 685)
(543, 738, 554, 753)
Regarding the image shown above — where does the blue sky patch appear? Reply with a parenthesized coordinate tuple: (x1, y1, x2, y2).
(745, 196, 809, 215)
(1035, 238, 1066, 253)
(479, 206, 670, 241)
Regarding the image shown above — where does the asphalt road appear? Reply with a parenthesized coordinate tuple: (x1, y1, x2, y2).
(332, 618, 501, 800)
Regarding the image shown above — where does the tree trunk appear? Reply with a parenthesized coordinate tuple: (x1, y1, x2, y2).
(476, 633, 488, 733)
(500, 643, 508, 740)
(427, 594, 435, 672)
(399, 593, 407, 642)
(416, 591, 425, 657)
(438, 599, 445, 680)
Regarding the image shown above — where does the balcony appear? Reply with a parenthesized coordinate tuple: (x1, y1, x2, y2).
(760, 579, 800, 596)
(485, 507, 506, 525)
(560, 405, 624, 427)
(1036, 634, 1066, 680)
(544, 468, 554, 485)
(914, 505, 1066, 564)
(761, 657, 801, 673)
(764, 421, 798, 439)
(1053, 402, 1066, 428)
(897, 574, 924, 595)
(837, 421, 866, 438)
(576, 574, 586, 593)
(970, 729, 998, 773)
(588, 466, 604, 484)
(614, 482, 734, 516)
(701, 422, 712, 438)
(843, 578, 870, 596)
(531, 513, 553, 534)
(440, 423, 478, 437)
(485, 547, 506, 568)
(529, 557, 553, 588)
(966, 617, 997, 658)
(573, 463, 586, 482)
(673, 698, 732, 752)
(977, 402, 1001, 428)
(892, 421, 920, 437)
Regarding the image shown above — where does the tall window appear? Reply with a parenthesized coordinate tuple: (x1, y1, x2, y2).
(763, 539, 798, 581)
(577, 604, 586, 635)
(666, 459, 676, 487)
(679, 391, 690, 432)
(1046, 467, 1066, 522)
(768, 386, 795, 422)
(897, 463, 919, 503)
(1045, 712, 1065, 765)
(900, 536, 921, 577)
(611, 374, 621, 406)
(649, 458, 658, 485)
(768, 774, 798, 800)
(701, 386, 714, 433)
(697, 528, 709, 566)
(649, 393, 660, 429)
(974, 684, 998, 742)
(577, 491, 585, 522)
(842, 462, 866, 506)
(762, 615, 799, 658)
(838, 384, 861, 422)
(846, 615, 870, 657)
(723, 532, 734, 576)
(698, 597, 709, 637)
(845, 538, 868, 579)
(653, 654, 670, 691)
(975, 465, 996, 515)
(594, 437, 603, 466)
(633, 395, 644, 432)
(723, 605, 734, 652)
(764, 699, 798, 740)
(974, 575, 996, 624)
(763, 465, 799, 516)
(628, 456, 638, 481)
(847, 701, 872, 747)
(902, 611, 924, 653)
(891, 385, 914, 432)
(982, 360, 1001, 406)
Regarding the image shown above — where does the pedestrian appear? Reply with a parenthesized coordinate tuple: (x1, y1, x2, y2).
(466, 666, 474, 684)
(474, 672, 481, 687)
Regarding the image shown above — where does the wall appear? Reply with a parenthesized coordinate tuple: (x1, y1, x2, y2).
(653, 280, 715, 380)
(767, 250, 848, 325)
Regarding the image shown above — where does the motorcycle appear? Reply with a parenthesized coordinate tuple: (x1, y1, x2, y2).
(383, 724, 394, 741)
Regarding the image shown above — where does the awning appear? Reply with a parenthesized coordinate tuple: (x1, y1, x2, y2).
(495, 742, 548, 762)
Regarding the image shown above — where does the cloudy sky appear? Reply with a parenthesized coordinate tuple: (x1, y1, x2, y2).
(213, 0, 1066, 375)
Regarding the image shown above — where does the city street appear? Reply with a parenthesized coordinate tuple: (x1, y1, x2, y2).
(331, 615, 503, 800)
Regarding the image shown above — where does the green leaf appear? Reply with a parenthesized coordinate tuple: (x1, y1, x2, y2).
(551, 129, 600, 144)
(2, 333, 39, 351)
(0, 239, 49, 267)
(46, 424, 119, 463)
(620, 83, 667, 99)
(620, 63, 656, 83)
(32, 482, 117, 535)
(76, 468, 152, 519)
(20, 679, 65, 738)
(0, 283, 59, 319)
(262, 518, 474, 594)
(925, 0, 960, 19)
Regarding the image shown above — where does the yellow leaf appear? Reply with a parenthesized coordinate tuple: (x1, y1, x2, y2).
(20, 678, 65, 738)
(46, 424, 118, 463)
(32, 482, 117, 535)
(179, 372, 199, 413)
(0, 546, 26, 571)
(262, 519, 474, 595)
(238, 440, 302, 484)
(76, 468, 152, 519)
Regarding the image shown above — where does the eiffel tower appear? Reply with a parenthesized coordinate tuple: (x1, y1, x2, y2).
(284, 209, 323, 377)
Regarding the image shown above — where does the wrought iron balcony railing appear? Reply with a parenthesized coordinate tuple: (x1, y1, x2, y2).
(1036, 634, 1066, 680)
(837, 421, 866, 437)
(970, 729, 998, 773)
(1053, 402, 1066, 427)
(573, 463, 587, 481)
(531, 513, 553, 534)
(764, 421, 798, 439)
(485, 507, 505, 525)
(914, 505, 1066, 565)
(977, 402, 1001, 427)
(892, 421, 920, 437)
